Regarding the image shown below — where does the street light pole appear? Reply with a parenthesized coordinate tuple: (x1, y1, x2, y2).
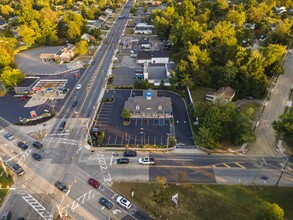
(252, 161, 264, 185)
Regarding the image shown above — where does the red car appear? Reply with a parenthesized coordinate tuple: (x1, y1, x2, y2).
(88, 178, 99, 188)
(20, 95, 28, 101)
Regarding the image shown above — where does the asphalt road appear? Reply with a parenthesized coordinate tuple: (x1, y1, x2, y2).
(247, 52, 293, 157)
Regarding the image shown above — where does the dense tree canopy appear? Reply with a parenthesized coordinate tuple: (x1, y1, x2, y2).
(273, 110, 293, 139)
(0, 67, 25, 87)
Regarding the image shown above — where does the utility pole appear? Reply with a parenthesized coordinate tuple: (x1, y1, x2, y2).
(252, 161, 264, 185)
(56, 178, 76, 219)
(276, 158, 289, 187)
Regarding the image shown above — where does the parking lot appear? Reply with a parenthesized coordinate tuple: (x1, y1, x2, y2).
(95, 89, 194, 147)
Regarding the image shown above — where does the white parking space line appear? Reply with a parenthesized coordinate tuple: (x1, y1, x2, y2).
(110, 155, 114, 166)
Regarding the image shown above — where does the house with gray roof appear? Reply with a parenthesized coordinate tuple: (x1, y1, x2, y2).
(124, 89, 172, 118)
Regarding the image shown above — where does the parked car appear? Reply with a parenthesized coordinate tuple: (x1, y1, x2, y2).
(99, 197, 113, 209)
(1, 211, 11, 220)
(54, 181, 68, 192)
(123, 150, 137, 157)
(116, 196, 132, 209)
(133, 75, 144, 80)
(116, 158, 129, 164)
(17, 142, 28, 150)
(130, 49, 137, 54)
(16, 218, 25, 220)
(72, 100, 78, 107)
(20, 95, 28, 101)
(32, 141, 43, 149)
(76, 84, 82, 90)
(32, 153, 42, 161)
(88, 178, 99, 188)
(4, 133, 14, 141)
(135, 69, 143, 73)
(130, 53, 137, 58)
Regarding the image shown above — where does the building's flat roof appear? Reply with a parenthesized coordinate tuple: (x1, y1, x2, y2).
(148, 66, 167, 80)
(17, 77, 39, 87)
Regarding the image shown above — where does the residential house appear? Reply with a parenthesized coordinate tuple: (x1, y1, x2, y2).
(134, 23, 154, 34)
(124, 89, 172, 118)
(138, 37, 151, 48)
(206, 86, 236, 102)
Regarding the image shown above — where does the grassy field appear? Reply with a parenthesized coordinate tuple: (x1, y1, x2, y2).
(0, 166, 14, 205)
(238, 101, 261, 121)
(191, 87, 216, 102)
(112, 182, 293, 220)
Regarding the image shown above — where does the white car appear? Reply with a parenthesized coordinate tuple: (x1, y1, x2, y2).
(4, 133, 14, 141)
(116, 196, 132, 209)
(76, 84, 82, 90)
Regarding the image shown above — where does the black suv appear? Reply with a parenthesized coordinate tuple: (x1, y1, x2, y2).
(32, 141, 43, 149)
(17, 142, 28, 150)
(54, 181, 68, 192)
(99, 197, 113, 209)
(72, 100, 78, 107)
(116, 158, 129, 164)
(32, 153, 42, 161)
(123, 150, 137, 157)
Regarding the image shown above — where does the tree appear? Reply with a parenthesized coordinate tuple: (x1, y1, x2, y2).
(121, 108, 131, 120)
(75, 40, 88, 55)
(0, 37, 17, 68)
(261, 202, 284, 220)
(273, 110, 293, 139)
(226, 10, 246, 27)
(17, 24, 37, 45)
(196, 126, 217, 149)
(152, 176, 170, 208)
(0, 67, 25, 87)
(260, 44, 287, 68)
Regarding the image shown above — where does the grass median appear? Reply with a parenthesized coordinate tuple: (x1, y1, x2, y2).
(0, 166, 14, 205)
(112, 181, 293, 220)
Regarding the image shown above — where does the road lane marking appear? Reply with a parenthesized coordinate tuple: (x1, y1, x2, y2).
(71, 190, 99, 212)
(155, 158, 193, 161)
(223, 163, 230, 168)
(110, 155, 113, 166)
(235, 162, 246, 169)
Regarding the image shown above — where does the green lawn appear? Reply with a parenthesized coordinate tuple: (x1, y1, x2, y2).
(112, 182, 293, 220)
(238, 101, 261, 121)
(191, 87, 216, 102)
(0, 166, 14, 205)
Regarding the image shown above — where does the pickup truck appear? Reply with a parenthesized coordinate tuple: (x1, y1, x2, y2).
(138, 157, 155, 165)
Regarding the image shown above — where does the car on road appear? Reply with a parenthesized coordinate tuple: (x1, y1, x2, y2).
(92, 61, 96, 65)
(138, 157, 155, 165)
(32, 153, 42, 161)
(58, 121, 66, 131)
(32, 141, 43, 149)
(72, 100, 78, 107)
(12, 164, 25, 176)
(1, 211, 11, 220)
(55, 181, 68, 192)
(116, 158, 129, 164)
(107, 40, 110, 44)
(16, 218, 25, 220)
(99, 197, 113, 209)
(4, 133, 14, 141)
(20, 95, 28, 101)
(116, 196, 132, 209)
(17, 142, 28, 150)
(88, 178, 99, 188)
(123, 150, 137, 157)
(76, 84, 82, 90)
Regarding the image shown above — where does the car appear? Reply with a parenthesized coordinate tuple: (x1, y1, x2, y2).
(88, 178, 99, 188)
(134, 76, 144, 80)
(130, 53, 137, 58)
(4, 133, 14, 141)
(54, 181, 68, 192)
(32, 141, 43, 149)
(1, 211, 11, 220)
(135, 69, 143, 73)
(12, 164, 25, 176)
(130, 49, 137, 54)
(58, 121, 66, 131)
(32, 153, 42, 161)
(72, 100, 78, 107)
(123, 150, 137, 157)
(107, 41, 110, 44)
(17, 142, 28, 150)
(16, 218, 25, 220)
(92, 61, 96, 65)
(99, 197, 113, 209)
(20, 95, 28, 101)
(135, 73, 143, 76)
(116, 158, 129, 164)
(76, 84, 82, 90)
(116, 196, 132, 209)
